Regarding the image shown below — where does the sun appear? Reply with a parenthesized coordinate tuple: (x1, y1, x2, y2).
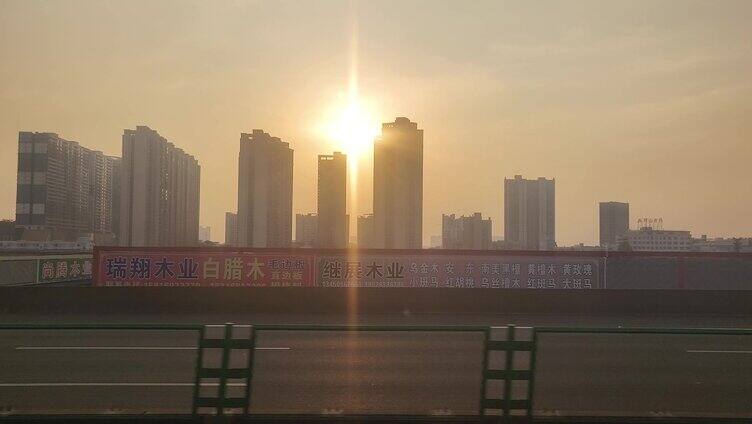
(327, 98, 379, 158)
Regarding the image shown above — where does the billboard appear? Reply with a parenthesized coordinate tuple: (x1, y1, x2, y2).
(38, 256, 93, 284)
(316, 253, 601, 289)
(95, 248, 602, 289)
(96, 251, 315, 287)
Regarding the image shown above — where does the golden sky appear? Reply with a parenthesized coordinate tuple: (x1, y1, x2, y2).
(1, 0, 751, 245)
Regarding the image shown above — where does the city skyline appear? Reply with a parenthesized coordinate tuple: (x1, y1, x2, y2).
(11, 122, 736, 250)
(2, 1, 751, 245)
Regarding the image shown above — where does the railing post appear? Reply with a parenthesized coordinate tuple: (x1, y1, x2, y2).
(191, 325, 206, 415)
(503, 325, 516, 422)
(527, 327, 538, 421)
(216, 322, 233, 416)
(244, 325, 256, 415)
(479, 326, 491, 416)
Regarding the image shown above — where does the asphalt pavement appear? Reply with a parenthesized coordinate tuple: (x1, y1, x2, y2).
(1, 312, 751, 418)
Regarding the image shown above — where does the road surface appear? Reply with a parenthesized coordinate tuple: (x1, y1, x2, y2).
(1, 312, 751, 417)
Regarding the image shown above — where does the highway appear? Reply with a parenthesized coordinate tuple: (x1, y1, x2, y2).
(1, 312, 751, 417)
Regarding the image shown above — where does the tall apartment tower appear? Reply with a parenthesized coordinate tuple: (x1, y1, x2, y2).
(442, 212, 492, 250)
(373, 117, 423, 249)
(504, 175, 555, 250)
(225, 212, 238, 246)
(599, 201, 629, 249)
(15, 132, 120, 242)
(237, 130, 293, 248)
(91, 151, 121, 242)
(119, 126, 201, 247)
(316, 152, 347, 248)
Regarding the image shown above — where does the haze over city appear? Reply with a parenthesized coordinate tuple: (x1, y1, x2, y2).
(2, 0, 751, 245)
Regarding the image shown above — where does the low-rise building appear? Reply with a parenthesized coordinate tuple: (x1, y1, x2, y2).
(442, 213, 492, 250)
(357, 214, 375, 248)
(225, 212, 238, 246)
(0, 220, 16, 241)
(295, 213, 318, 248)
(199, 226, 211, 242)
(622, 227, 692, 251)
(556, 243, 603, 251)
(0, 237, 93, 252)
(691, 236, 752, 252)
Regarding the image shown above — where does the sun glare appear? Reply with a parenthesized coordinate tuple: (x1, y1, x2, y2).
(328, 98, 379, 158)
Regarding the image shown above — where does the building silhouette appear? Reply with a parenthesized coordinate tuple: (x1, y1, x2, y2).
(15, 132, 120, 243)
(119, 126, 200, 247)
(225, 212, 238, 246)
(442, 212, 492, 250)
(0, 220, 15, 241)
(295, 213, 318, 248)
(316, 152, 347, 248)
(599, 201, 629, 250)
(504, 175, 555, 250)
(692, 236, 752, 253)
(625, 227, 691, 251)
(237, 130, 293, 248)
(199, 225, 211, 242)
(373, 117, 423, 249)
(357, 214, 375, 248)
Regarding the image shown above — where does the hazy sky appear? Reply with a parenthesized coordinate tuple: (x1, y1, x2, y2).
(1, 0, 751, 245)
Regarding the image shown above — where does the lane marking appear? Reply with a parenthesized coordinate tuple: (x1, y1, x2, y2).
(15, 347, 194, 351)
(0, 382, 246, 387)
(14, 346, 290, 351)
(686, 350, 752, 354)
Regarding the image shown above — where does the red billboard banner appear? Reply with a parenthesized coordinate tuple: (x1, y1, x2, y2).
(95, 248, 602, 289)
(96, 250, 315, 287)
(315, 253, 601, 289)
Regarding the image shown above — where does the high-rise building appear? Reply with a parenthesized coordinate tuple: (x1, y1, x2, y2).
(599, 201, 629, 250)
(225, 212, 238, 246)
(237, 130, 293, 248)
(295, 213, 318, 248)
(442, 213, 492, 250)
(373, 117, 423, 249)
(91, 151, 121, 244)
(357, 214, 375, 248)
(15, 132, 121, 242)
(119, 126, 200, 247)
(504, 175, 555, 250)
(316, 152, 347, 248)
(199, 226, 211, 242)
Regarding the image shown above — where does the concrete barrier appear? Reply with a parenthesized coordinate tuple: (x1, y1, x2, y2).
(604, 253, 752, 290)
(2, 287, 752, 315)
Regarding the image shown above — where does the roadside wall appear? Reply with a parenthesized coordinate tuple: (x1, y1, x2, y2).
(2, 287, 751, 315)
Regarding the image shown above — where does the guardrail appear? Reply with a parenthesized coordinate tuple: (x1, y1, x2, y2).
(1, 324, 751, 422)
(528, 326, 752, 420)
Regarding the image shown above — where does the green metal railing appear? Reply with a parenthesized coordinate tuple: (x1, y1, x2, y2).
(0, 324, 206, 416)
(2, 323, 752, 421)
(527, 326, 752, 418)
(192, 323, 254, 415)
(480, 325, 535, 422)
(248, 324, 533, 421)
